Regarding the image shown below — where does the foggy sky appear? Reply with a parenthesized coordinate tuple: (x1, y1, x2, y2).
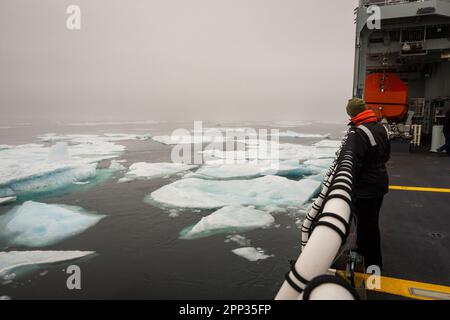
(0, 0, 358, 123)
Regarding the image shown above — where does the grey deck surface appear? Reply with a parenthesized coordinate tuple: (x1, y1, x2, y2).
(380, 147, 450, 287)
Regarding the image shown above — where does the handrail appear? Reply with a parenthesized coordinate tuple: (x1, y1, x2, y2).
(275, 128, 357, 300)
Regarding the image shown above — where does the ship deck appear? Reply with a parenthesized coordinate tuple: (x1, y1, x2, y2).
(368, 144, 450, 299)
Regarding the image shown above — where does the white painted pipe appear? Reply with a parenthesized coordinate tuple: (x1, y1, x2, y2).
(300, 132, 351, 250)
(303, 283, 356, 300)
(276, 187, 352, 300)
(276, 131, 355, 300)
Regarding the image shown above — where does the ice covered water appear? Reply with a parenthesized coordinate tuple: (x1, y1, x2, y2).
(38, 133, 151, 144)
(180, 206, 275, 239)
(232, 247, 273, 262)
(272, 131, 331, 139)
(199, 140, 338, 162)
(0, 251, 95, 276)
(225, 235, 251, 246)
(187, 158, 332, 180)
(185, 161, 279, 180)
(148, 175, 321, 212)
(109, 160, 127, 171)
(313, 140, 342, 148)
(119, 162, 198, 182)
(0, 201, 105, 247)
(0, 133, 137, 199)
(152, 135, 228, 145)
(47, 142, 71, 162)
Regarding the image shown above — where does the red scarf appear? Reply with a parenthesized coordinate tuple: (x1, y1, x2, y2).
(351, 109, 378, 126)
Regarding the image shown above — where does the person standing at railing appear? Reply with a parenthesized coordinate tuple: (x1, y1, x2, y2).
(437, 110, 450, 155)
(347, 98, 391, 270)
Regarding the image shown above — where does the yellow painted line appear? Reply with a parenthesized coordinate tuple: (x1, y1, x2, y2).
(389, 185, 450, 193)
(336, 270, 450, 300)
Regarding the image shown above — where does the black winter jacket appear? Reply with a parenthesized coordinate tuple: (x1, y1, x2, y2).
(444, 110, 450, 135)
(350, 121, 391, 199)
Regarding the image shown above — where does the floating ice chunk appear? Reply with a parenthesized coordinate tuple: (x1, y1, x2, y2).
(201, 141, 338, 162)
(0, 145, 10, 151)
(232, 247, 273, 262)
(187, 161, 270, 180)
(0, 251, 95, 276)
(48, 142, 70, 162)
(0, 138, 127, 198)
(109, 160, 127, 171)
(119, 162, 197, 182)
(313, 140, 342, 148)
(0, 296, 11, 300)
(0, 201, 105, 247)
(266, 143, 338, 161)
(187, 160, 311, 180)
(0, 163, 98, 198)
(149, 176, 321, 212)
(181, 206, 274, 239)
(168, 209, 180, 218)
(225, 235, 251, 246)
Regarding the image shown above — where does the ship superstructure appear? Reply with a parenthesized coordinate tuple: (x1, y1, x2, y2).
(354, 0, 450, 145)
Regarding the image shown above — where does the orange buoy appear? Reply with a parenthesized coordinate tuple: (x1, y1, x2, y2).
(364, 73, 408, 122)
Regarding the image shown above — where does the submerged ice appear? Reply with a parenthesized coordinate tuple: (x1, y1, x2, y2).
(181, 206, 274, 239)
(0, 201, 105, 247)
(149, 175, 321, 212)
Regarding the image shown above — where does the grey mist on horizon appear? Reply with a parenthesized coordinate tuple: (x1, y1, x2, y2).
(0, 0, 358, 123)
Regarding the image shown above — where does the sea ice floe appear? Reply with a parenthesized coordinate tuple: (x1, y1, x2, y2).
(119, 162, 198, 182)
(180, 206, 275, 239)
(152, 127, 268, 146)
(187, 158, 332, 180)
(232, 247, 273, 262)
(109, 160, 127, 171)
(47, 142, 71, 162)
(0, 201, 105, 247)
(0, 136, 130, 199)
(148, 175, 321, 212)
(225, 235, 251, 246)
(200, 140, 338, 163)
(185, 161, 278, 180)
(0, 251, 95, 276)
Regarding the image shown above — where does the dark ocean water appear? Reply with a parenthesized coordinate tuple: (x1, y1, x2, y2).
(0, 120, 345, 299)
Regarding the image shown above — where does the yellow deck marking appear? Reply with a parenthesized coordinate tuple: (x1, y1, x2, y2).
(389, 185, 450, 193)
(335, 270, 450, 300)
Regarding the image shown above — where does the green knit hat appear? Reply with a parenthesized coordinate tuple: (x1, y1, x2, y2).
(346, 98, 367, 117)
